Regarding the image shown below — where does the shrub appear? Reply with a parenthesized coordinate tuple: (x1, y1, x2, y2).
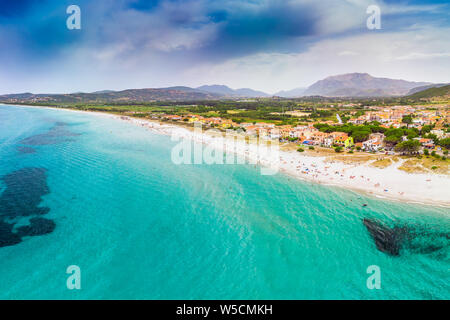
(423, 149, 429, 156)
(297, 148, 305, 152)
(334, 146, 343, 153)
(308, 146, 314, 150)
(431, 166, 438, 170)
(356, 146, 362, 151)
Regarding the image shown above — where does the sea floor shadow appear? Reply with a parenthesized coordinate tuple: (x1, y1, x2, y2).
(20, 122, 80, 146)
(0, 168, 55, 248)
(363, 218, 449, 258)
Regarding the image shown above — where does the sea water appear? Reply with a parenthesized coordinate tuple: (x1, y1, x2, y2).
(0, 105, 448, 299)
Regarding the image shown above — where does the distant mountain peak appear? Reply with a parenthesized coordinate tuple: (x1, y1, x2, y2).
(303, 73, 430, 97)
(196, 85, 269, 97)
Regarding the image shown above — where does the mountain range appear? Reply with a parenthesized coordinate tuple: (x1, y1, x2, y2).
(0, 73, 447, 103)
(300, 73, 430, 97)
(196, 85, 269, 97)
(407, 84, 450, 99)
(406, 83, 450, 95)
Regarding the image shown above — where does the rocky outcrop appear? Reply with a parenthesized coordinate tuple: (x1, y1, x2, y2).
(363, 218, 407, 256)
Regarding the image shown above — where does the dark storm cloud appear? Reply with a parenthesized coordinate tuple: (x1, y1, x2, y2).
(2, 0, 447, 64)
(1, 0, 448, 93)
(199, 1, 319, 59)
(0, 0, 39, 18)
(1, 0, 321, 64)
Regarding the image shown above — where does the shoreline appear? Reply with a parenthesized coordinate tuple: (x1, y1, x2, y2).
(3, 103, 450, 207)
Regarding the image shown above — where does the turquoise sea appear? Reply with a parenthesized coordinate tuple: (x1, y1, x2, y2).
(0, 104, 448, 299)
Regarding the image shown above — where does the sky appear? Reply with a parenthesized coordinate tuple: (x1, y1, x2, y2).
(0, 0, 449, 94)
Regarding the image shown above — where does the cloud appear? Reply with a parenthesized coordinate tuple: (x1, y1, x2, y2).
(338, 51, 359, 56)
(182, 26, 450, 93)
(1, 0, 449, 93)
(395, 52, 450, 61)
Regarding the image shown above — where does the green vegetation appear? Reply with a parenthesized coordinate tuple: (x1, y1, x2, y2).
(313, 123, 385, 142)
(383, 128, 404, 146)
(394, 140, 421, 154)
(408, 85, 450, 99)
(402, 115, 413, 127)
(439, 137, 450, 149)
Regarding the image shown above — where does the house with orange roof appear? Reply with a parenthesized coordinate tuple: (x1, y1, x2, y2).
(244, 125, 258, 136)
(419, 138, 435, 149)
(310, 131, 328, 145)
(363, 139, 382, 152)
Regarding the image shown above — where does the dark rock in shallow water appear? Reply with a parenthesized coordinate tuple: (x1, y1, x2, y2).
(0, 168, 50, 218)
(0, 168, 55, 248)
(363, 218, 407, 256)
(17, 218, 56, 237)
(0, 221, 22, 247)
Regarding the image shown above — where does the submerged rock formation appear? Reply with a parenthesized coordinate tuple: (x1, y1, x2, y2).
(363, 218, 449, 257)
(0, 168, 54, 248)
(363, 218, 407, 256)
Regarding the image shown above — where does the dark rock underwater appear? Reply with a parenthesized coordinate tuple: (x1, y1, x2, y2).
(363, 218, 449, 257)
(0, 168, 54, 248)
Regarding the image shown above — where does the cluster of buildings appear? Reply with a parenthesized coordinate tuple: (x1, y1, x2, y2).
(347, 105, 448, 129)
(153, 105, 449, 154)
(239, 123, 358, 148)
(159, 114, 236, 129)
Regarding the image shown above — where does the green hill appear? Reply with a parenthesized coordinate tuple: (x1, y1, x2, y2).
(408, 84, 450, 99)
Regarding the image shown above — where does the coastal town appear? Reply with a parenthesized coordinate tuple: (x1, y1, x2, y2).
(134, 104, 450, 158)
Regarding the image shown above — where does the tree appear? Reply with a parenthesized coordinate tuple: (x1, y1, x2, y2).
(384, 135, 402, 146)
(420, 125, 433, 135)
(439, 137, 450, 149)
(352, 129, 371, 142)
(384, 128, 404, 146)
(394, 140, 420, 154)
(385, 128, 404, 137)
(402, 115, 413, 128)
